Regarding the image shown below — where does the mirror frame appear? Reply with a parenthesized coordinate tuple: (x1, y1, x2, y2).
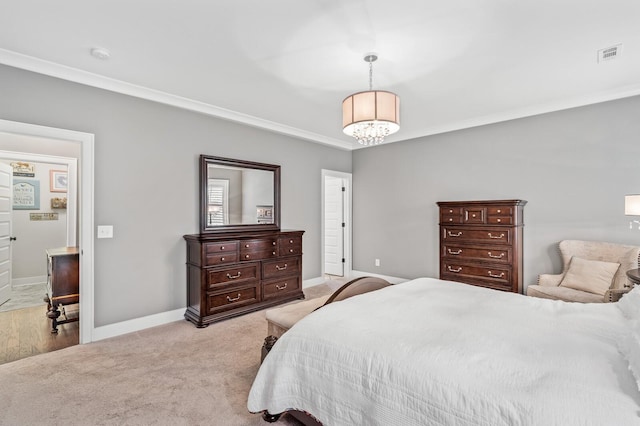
(200, 155, 281, 234)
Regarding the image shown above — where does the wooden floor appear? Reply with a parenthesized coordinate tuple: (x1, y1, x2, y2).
(0, 304, 78, 365)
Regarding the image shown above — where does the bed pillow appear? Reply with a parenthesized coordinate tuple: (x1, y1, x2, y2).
(558, 256, 620, 296)
(617, 285, 640, 320)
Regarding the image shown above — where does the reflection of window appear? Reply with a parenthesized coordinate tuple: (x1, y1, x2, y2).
(208, 179, 229, 226)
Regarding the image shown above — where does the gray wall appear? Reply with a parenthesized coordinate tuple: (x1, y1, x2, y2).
(0, 64, 351, 327)
(353, 95, 640, 289)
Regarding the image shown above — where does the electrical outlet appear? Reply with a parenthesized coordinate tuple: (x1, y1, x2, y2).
(375, 258, 380, 267)
(97, 225, 114, 239)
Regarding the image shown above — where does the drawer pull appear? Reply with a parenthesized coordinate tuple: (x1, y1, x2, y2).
(226, 293, 241, 302)
(488, 271, 505, 278)
(447, 249, 462, 255)
(272, 241, 276, 246)
(289, 249, 294, 253)
(488, 233, 505, 239)
(497, 218, 501, 223)
(220, 257, 225, 261)
(276, 264, 288, 271)
(226, 272, 242, 279)
(220, 246, 225, 250)
(447, 231, 463, 237)
(487, 252, 505, 259)
(272, 251, 276, 255)
(448, 266, 462, 273)
(245, 254, 250, 259)
(245, 244, 250, 248)
(275, 283, 288, 290)
(497, 209, 501, 213)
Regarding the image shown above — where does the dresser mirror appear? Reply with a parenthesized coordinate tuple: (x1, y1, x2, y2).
(200, 155, 281, 233)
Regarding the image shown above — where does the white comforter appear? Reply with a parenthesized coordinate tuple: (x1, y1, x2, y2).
(248, 278, 640, 425)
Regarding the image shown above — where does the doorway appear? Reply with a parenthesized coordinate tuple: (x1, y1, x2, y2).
(321, 170, 352, 278)
(0, 152, 77, 313)
(0, 119, 94, 348)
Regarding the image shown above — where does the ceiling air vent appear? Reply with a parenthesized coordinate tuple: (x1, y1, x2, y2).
(597, 44, 622, 63)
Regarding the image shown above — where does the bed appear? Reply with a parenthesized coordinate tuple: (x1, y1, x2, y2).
(247, 277, 640, 425)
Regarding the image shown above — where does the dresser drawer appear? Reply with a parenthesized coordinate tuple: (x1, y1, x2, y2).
(205, 241, 238, 254)
(441, 244, 512, 264)
(206, 284, 260, 315)
(440, 207, 463, 224)
(205, 252, 238, 266)
(442, 261, 511, 285)
(442, 226, 512, 244)
(206, 262, 260, 289)
(263, 276, 301, 300)
(240, 238, 277, 252)
(240, 248, 278, 261)
(463, 207, 485, 224)
(279, 236, 302, 256)
(204, 241, 238, 266)
(262, 256, 301, 279)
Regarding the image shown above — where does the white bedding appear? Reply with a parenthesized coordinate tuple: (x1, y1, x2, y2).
(248, 277, 640, 425)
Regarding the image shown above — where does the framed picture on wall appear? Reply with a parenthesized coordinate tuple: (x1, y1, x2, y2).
(50, 170, 68, 193)
(13, 179, 40, 210)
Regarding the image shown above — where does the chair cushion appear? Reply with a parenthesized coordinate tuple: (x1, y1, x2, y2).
(526, 284, 604, 303)
(558, 256, 620, 296)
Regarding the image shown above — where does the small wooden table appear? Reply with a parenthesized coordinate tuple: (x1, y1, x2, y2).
(626, 269, 640, 287)
(44, 247, 79, 333)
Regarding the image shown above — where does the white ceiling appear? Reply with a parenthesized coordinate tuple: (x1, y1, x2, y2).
(1, 1, 639, 150)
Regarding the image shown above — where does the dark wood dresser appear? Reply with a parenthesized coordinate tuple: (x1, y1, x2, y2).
(45, 247, 79, 333)
(184, 229, 304, 327)
(437, 200, 526, 293)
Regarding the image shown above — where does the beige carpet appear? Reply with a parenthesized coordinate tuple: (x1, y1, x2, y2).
(0, 281, 344, 426)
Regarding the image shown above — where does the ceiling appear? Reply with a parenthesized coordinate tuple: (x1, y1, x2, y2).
(1, 1, 639, 151)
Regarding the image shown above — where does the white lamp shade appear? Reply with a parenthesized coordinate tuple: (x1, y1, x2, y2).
(625, 195, 640, 216)
(342, 90, 400, 133)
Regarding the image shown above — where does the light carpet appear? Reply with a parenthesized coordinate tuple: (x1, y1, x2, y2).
(0, 281, 344, 426)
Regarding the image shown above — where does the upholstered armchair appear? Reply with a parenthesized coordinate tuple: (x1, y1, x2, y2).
(526, 240, 640, 303)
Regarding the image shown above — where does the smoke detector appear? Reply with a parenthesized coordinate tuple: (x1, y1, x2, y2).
(597, 44, 622, 63)
(90, 47, 111, 60)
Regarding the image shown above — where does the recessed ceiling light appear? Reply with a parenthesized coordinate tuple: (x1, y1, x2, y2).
(90, 47, 110, 60)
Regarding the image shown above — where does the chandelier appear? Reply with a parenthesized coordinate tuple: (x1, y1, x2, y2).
(342, 54, 400, 146)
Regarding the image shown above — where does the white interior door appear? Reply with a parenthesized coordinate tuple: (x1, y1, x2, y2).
(324, 175, 345, 276)
(0, 162, 12, 306)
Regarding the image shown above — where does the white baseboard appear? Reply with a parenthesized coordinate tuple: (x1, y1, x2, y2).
(91, 308, 185, 342)
(12, 276, 47, 287)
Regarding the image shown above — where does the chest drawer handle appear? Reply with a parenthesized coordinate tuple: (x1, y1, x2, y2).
(245, 244, 250, 248)
(226, 272, 242, 279)
(488, 233, 505, 239)
(226, 293, 241, 302)
(488, 271, 505, 278)
(487, 252, 505, 259)
(289, 239, 294, 244)
(272, 241, 276, 246)
(275, 283, 288, 290)
(220, 257, 225, 261)
(245, 254, 250, 259)
(447, 231, 463, 237)
(276, 264, 288, 271)
(447, 249, 462, 255)
(447, 266, 462, 273)
(220, 246, 225, 251)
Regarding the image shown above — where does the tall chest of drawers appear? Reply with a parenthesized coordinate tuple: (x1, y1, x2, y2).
(184, 229, 304, 327)
(437, 200, 526, 293)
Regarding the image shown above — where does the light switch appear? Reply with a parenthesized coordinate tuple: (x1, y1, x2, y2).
(97, 225, 114, 239)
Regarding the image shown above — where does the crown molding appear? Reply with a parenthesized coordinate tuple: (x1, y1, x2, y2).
(0, 48, 353, 151)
